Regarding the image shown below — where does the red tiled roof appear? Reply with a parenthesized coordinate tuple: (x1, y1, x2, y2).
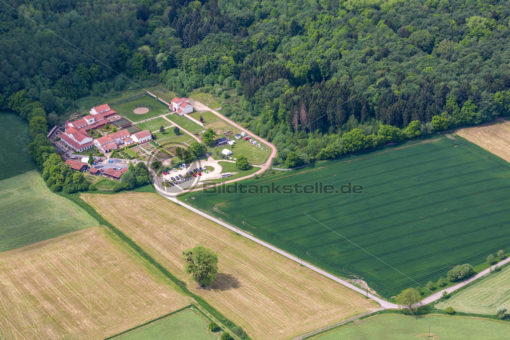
(93, 104, 111, 113)
(171, 97, 188, 104)
(69, 118, 88, 129)
(102, 142, 118, 151)
(181, 102, 191, 108)
(95, 129, 130, 145)
(65, 159, 88, 171)
(103, 167, 128, 179)
(134, 130, 151, 140)
(90, 168, 100, 174)
(65, 127, 91, 143)
(61, 133, 94, 151)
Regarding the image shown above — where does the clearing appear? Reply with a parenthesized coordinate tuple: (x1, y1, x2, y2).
(436, 264, 510, 315)
(0, 171, 97, 252)
(312, 313, 510, 340)
(0, 227, 190, 339)
(82, 192, 377, 340)
(111, 94, 169, 122)
(0, 113, 34, 180)
(457, 120, 510, 162)
(113, 308, 215, 340)
(184, 136, 510, 298)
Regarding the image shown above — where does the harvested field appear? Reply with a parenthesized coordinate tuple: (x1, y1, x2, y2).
(457, 120, 510, 162)
(185, 136, 510, 297)
(82, 192, 377, 340)
(436, 264, 510, 315)
(0, 227, 190, 339)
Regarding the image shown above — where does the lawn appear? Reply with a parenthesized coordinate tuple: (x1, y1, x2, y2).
(312, 314, 510, 340)
(190, 111, 220, 124)
(0, 113, 34, 180)
(219, 139, 270, 165)
(166, 114, 203, 134)
(114, 308, 215, 340)
(183, 136, 510, 298)
(82, 192, 377, 340)
(436, 264, 510, 315)
(0, 171, 97, 252)
(0, 227, 190, 339)
(93, 177, 119, 191)
(135, 117, 172, 132)
(111, 94, 170, 122)
(190, 90, 222, 109)
(200, 161, 259, 184)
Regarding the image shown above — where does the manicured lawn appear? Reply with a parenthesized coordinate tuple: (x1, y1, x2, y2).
(220, 139, 270, 165)
(135, 117, 172, 132)
(436, 264, 510, 315)
(0, 171, 97, 252)
(0, 113, 34, 180)
(111, 95, 170, 122)
(166, 114, 203, 134)
(191, 111, 220, 124)
(115, 308, 215, 340)
(312, 314, 510, 340)
(183, 136, 510, 298)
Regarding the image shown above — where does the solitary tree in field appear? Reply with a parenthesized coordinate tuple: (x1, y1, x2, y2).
(182, 246, 218, 287)
(396, 288, 421, 314)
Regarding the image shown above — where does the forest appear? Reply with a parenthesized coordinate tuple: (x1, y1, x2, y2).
(1, 0, 510, 166)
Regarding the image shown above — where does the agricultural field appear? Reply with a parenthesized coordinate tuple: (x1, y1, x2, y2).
(457, 120, 510, 163)
(0, 171, 97, 252)
(436, 264, 510, 315)
(111, 94, 169, 122)
(0, 227, 190, 339)
(184, 136, 510, 298)
(312, 314, 510, 340)
(113, 308, 215, 340)
(166, 113, 203, 134)
(0, 113, 34, 180)
(135, 117, 172, 132)
(82, 192, 377, 340)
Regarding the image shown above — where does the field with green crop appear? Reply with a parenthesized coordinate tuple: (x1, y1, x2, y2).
(166, 114, 203, 134)
(436, 264, 510, 315)
(184, 136, 510, 297)
(0, 113, 34, 180)
(114, 308, 216, 340)
(0, 171, 97, 252)
(111, 95, 169, 122)
(312, 314, 510, 340)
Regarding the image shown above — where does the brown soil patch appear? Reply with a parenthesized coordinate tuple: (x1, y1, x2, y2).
(82, 192, 377, 340)
(133, 107, 150, 114)
(457, 120, 510, 162)
(0, 227, 189, 339)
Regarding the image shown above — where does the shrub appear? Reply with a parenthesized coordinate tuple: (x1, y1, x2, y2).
(426, 281, 436, 291)
(498, 249, 506, 259)
(442, 291, 450, 299)
(437, 277, 447, 287)
(208, 322, 220, 332)
(447, 264, 474, 282)
(220, 332, 234, 340)
(232, 326, 247, 338)
(445, 306, 455, 314)
(487, 254, 497, 265)
(497, 308, 508, 320)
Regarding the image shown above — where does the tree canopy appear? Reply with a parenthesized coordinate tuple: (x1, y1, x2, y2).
(182, 246, 218, 287)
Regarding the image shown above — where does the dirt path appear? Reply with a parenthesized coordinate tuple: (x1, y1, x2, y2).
(162, 115, 201, 142)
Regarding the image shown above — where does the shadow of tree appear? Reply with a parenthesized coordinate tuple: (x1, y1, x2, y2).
(210, 273, 240, 291)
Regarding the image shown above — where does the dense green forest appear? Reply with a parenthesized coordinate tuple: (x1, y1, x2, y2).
(2, 0, 510, 166)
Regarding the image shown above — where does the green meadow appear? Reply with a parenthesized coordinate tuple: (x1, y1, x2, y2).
(184, 136, 510, 297)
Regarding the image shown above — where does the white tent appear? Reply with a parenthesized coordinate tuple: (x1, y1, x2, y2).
(221, 149, 233, 156)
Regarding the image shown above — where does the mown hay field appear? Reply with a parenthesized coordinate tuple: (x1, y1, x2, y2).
(312, 314, 510, 340)
(0, 227, 190, 339)
(184, 136, 510, 298)
(436, 264, 510, 315)
(0, 171, 97, 252)
(457, 119, 510, 162)
(82, 192, 377, 340)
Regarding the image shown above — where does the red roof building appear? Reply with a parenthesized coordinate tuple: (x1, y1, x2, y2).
(103, 167, 128, 179)
(132, 130, 152, 143)
(171, 97, 193, 115)
(65, 159, 89, 171)
(90, 104, 111, 115)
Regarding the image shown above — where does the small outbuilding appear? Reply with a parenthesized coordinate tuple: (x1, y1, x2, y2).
(221, 149, 233, 156)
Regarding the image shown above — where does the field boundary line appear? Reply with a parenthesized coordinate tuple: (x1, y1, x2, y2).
(162, 115, 201, 142)
(155, 187, 398, 309)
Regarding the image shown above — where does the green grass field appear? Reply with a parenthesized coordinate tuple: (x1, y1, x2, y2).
(0, 113, 34, 180)
(135, 117, 172, 132)
(191, 111, 220, 124)
(114, 308, 216, 340)
(312, 314, 510, 340)
(0, 171, 97, 252)
(190, 91, 222, 109)
(166, 114, 203, 134)
(220, 139, 270, 165)
(183, 136, 510, 297)
(111, 95, 169, 122)
(436, 264, 510, 315)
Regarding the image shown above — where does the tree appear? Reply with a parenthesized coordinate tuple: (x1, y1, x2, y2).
(497, 249, 505, 259)
(174, 126, 181, 135)
(220, 332, 234, 340)
(189, 141, 207, 158)
(403, 120, 422, 138)
(437, 277, 447, 287)
(182, 246, 218, 287)
(208, 322, 220, 332)
(236, 155, 251, 170)
(425, 281, 436, 291)
(497, 308, 508, 320)
(202, 128, 216, 146)
(151, 160, 162, 171)
(160, 125, 165, 133)
(395, 288, 421, 314)
(88, 152, 94, 165)
(447, 264, 474, 282)
(487, 254, 497, 265)
(285, 151, 304, 168)
(445, 306, 455, 314)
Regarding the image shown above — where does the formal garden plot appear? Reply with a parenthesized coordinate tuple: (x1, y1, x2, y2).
(184, 136, 510, 298)
(111, 94, 169, 122)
